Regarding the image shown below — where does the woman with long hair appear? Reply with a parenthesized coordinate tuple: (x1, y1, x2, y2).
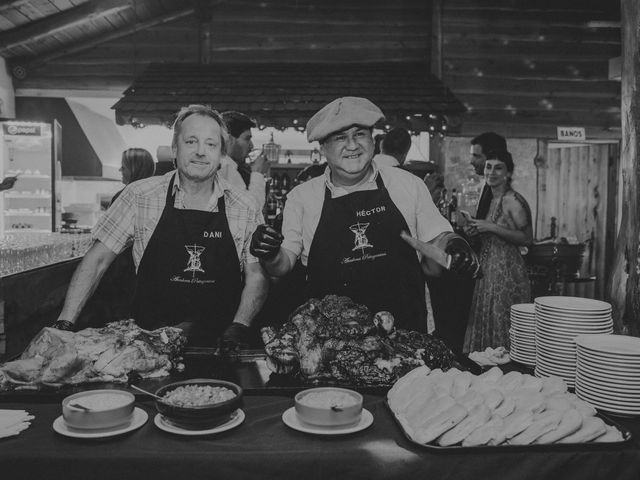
(463, 149, 532, 353)
(112, 148, 155, 204)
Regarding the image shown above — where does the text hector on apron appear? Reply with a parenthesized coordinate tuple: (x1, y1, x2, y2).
(306, 174, 427, 332)
(133, 174, 242, 346)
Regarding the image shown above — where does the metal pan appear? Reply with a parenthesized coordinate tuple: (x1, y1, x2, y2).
(385, 400, 632, 452)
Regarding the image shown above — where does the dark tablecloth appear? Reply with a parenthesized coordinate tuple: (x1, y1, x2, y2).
(2, 395, 640, 480)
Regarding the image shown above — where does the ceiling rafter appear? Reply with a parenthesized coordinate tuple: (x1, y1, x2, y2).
(14, 7, 194, 75)
(0, 0, 35, 15)
(0, 0, 133, 53)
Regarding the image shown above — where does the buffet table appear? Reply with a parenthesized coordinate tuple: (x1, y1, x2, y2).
(2, 394, 640, 480)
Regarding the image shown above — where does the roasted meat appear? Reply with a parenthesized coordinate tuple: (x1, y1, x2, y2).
(0, 320, 186, 389)
(262, 295, 455, 386)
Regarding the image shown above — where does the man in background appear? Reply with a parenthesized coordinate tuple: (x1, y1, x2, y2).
(373, 126, 411, 168)
(469, 132, 507, 218)
(220, 111, 269, 209)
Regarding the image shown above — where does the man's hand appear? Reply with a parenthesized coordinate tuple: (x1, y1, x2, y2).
(251, 152, 269, 175)
(51, 320, 75, 332)
(0, 176, 17, 192)
(250, 224, 283, 260)
(445, 235, 482, 278)
(219, 322, 250, 354)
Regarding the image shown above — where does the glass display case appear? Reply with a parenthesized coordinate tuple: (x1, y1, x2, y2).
(0, 121, 62, 236)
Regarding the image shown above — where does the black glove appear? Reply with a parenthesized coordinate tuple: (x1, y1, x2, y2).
(219, 322, 250, 353)
(0, 176, 17, 191)
(445, 235, 482, 278)
(51, 320, 75, 331)
(250, 224, 283, 260)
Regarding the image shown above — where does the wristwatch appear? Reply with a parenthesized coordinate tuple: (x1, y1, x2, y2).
(51, 320, 75, 331)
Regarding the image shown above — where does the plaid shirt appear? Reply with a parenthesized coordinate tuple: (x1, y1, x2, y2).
(93, 171, 262, 271)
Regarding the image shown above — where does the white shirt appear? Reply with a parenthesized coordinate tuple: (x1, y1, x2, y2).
(372, 153, 400, 168)
(219, 155, 266, 210)
(281, 163, 452, 266)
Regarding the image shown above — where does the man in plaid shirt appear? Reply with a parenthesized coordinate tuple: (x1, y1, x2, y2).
(53, 105, 268, 349)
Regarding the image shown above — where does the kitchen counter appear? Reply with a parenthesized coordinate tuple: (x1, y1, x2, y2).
(1, 394, 639, 480)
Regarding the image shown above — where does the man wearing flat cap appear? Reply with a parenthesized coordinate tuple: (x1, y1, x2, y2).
(250, 97, 479, 332)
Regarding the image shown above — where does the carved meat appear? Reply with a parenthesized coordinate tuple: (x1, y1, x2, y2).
(262, 295, 455, 386)
(0, 320, 186, 389)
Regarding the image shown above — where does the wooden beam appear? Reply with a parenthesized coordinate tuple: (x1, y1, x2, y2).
(13, 75, 133, 91)
(455, 121, 621, 140)
(445, 76, 621, 99)
(0, 0, 133, 53)
(430, 0, 442, 78)
(51, 46, 428, 64)
(460, 109, 620, 129)
(609, 0, 640, 335)
(0, 0, 34, 14)
(459, 93, 619, 113)
(443, 39, 620, 62)
(20, 7, 195, 71)
(444, 58, 612, 82)
(442, 28, 621, 45)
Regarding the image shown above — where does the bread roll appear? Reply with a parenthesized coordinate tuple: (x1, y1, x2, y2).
(438, 404, 491, 446)
(541, 376, 568, 395)
(410, 395, 456, 430)
(502, 409, 535, 439)
(593, 425, 624, 443)
(493, 395, 516, 418)
(415, 404, 468, 444)
(476, 366, 503, 383)
(497, 371, 524, 391)
(521, 375, 543, 392)
(458, 388, 485, 410)
(509, 410, 562, 445)
(535, 408, 583, 444)
(558, 416, 607, 444)
(482, 388, 504, 410)
(451, 371, 473, 398)
(462, 416, 505, 446)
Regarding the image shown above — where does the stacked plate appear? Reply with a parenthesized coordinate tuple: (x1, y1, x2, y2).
(508, 303, 536, 366)
(575, 334, 640, 416)
(533, 296, 613, 387)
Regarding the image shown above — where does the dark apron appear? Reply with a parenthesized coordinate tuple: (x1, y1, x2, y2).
(306, 174, 427, 332)
(132, 174, 243, 346)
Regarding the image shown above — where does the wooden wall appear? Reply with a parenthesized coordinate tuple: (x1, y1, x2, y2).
(536, 142, 618, 298)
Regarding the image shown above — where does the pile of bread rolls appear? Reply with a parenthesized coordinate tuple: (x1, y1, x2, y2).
(387, 366, 624, 447)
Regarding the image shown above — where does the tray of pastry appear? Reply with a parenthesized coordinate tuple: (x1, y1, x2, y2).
(385, 366, 632, 451)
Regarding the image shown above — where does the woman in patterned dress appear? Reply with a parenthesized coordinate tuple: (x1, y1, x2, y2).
(463, 150, 532, 353)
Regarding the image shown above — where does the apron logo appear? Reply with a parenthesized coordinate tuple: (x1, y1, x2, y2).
(184, 244, 206, 276)
(349, 222, 373, 252)
(203, 231, 222, 238)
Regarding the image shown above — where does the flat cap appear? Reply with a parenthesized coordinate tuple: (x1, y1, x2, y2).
(306, 97, 385, 142)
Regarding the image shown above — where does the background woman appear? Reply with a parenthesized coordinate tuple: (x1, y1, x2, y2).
(111, 148, 155, 204)
(463, 149, 532, 353)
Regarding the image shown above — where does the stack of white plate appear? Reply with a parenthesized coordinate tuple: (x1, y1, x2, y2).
(533, 296, 613, 387)
(575, 334, 640, 416)
(508, 303, 536, 366)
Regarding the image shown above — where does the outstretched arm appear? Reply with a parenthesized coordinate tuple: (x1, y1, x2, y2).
(57, 240, 118, 326)
(231, 262, 269, 327)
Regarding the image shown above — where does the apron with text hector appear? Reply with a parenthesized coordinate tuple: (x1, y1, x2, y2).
(132, 174, 243, 346)
(306, 174, 427, 332)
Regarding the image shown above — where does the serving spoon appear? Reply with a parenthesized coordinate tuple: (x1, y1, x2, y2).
(129, 384, 165, 401)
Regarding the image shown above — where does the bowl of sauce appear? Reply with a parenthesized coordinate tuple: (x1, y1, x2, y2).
(294, 387, 363, 426)
(62, 390, 135, 430)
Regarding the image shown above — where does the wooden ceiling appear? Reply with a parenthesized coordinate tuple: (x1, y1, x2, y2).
(0, 0, 622, 138)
